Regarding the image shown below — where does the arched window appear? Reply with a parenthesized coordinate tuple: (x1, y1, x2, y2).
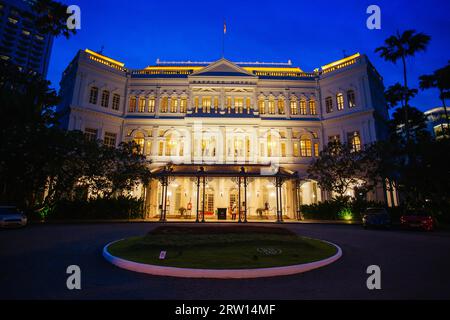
(89, 87, 98, 104)
(180, 98, 187, 113)
(300, 99, 307, 115)
(148, 97, 156, 113)
(258, 98, 266, 114)
(160, 97, 168, 113)
(290, 99, 298, 115)
(348, 131, 361, 152)
(277, 99, 285, 114)
(337, 93, 344, 110)
(170, 98, 178, 113)
(300, 135, 312, 157)
(268, 98, 276, 115)
(309, 99, 317, 115)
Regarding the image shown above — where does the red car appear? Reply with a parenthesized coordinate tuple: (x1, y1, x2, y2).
(400, 210, 435, 231)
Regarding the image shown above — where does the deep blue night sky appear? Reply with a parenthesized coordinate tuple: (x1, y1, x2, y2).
(48, 0, 450, 111)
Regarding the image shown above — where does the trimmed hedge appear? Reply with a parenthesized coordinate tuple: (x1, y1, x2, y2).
(301, 199, 384, 221)
(45, 196, 144, 220)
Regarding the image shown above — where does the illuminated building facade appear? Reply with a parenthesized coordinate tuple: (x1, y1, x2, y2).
(58, 49, 389, 222)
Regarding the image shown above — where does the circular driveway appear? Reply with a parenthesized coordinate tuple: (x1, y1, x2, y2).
(1, 223, 450, 300)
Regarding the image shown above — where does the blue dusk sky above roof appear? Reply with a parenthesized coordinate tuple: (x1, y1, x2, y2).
(48, 0, 450, 112)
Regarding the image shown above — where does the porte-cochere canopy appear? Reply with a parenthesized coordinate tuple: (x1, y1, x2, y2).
(146, 163, 317, 223)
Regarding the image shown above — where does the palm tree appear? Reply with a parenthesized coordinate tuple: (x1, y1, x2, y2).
(385, 82, 418, 109)
(376, 30, 431, 140)
(419, 62, 450, 137)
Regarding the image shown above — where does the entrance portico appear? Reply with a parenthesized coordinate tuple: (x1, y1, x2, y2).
(145, 164, 321, 223)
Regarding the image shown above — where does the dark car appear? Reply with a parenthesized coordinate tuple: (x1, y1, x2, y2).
(362, 208, 391, 229)
(401, 210, 435, 231)
(0, 206, 28, 228)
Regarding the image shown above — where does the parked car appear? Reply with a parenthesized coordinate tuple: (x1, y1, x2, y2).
(400, 210, 435, 231)
(362, 208, 391, 229)
(0, 206, 28, 228)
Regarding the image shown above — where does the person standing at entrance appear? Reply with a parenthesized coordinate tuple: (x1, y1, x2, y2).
(231, 203, 237, 220)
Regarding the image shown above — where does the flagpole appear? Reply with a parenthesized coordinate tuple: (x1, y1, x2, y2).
(222, 19, 226, 58)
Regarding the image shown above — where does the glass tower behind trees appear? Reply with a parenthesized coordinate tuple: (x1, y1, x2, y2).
(0, 0, 54, 77)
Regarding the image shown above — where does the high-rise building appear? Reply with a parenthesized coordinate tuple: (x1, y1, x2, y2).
(0, 0, 54, 77)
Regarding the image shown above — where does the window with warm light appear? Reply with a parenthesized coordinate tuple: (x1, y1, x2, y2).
(300, 99, 307, 115)
(281, 143, 286, 157)
(348, 131, 361, 152)
(314, 143, 320, 157)
(226, 97, 232, 113)
(246, 98, 251, 113)
(337, 93, 344, 111)
(89, 87, 98, 105)
(202, 97, 212, 113)
(258, 99, 266, 114)
(160, 97, 168, 113)
(170, 98, 178, 113)
(194, 97, 199, 113)
(290, 100, 298, 115)
(128, 96, 136, 112)
(138, 97, 146, 112)
(133, 133, 145, 154)
(235, 98, 244, 114)
(268, 99, 276, 115)
(267, 135, 277, 157)
(309, 99, 317, 115)
(293, 142, 299, 157)
(180, 98, 187, 113)
(278, 99, 285, 114)
(148, 97, 155, 113)
(214, 97, 219, 112)
(300, 136, 312, 157)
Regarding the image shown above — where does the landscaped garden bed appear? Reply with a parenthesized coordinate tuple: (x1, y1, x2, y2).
(107, 225, 338, 269)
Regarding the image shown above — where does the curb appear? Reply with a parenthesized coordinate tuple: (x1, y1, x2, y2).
(102, 239, 343, 279)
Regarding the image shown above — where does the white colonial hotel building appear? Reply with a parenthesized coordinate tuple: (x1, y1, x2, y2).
(58, 49, 390, 222)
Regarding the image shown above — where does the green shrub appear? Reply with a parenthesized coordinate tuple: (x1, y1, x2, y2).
(301, 198, 384, 221)
(46, 196, 144, 220)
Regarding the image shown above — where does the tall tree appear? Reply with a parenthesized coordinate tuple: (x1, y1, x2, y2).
(375, 30, 431, 140)
(385, 83, 418, 109)
(419, 62, 450, 136)
(307, 142, 381, 199)
(31, 0, 77, 39)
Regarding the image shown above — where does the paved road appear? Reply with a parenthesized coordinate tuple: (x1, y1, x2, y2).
(1, 223, 450, 300)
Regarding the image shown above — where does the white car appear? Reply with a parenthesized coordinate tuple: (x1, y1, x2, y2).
(0, 206, 28, 228)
